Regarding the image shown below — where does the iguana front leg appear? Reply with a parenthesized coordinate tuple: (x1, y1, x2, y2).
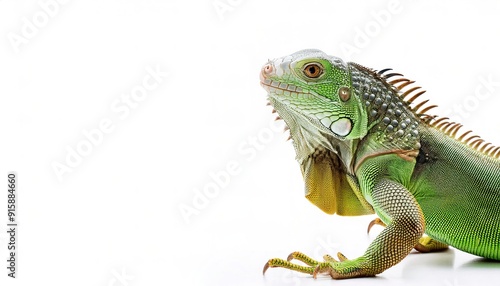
(314, 177, 425, 278)
(263, 176, 426, 279)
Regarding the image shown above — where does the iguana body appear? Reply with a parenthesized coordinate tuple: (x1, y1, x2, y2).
(260, 49, 500, 279)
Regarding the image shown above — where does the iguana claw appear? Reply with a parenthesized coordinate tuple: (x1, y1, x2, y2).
(312, 262, 332, 279)
(262, 261, 270, 275)
(367, 217, 386, 234)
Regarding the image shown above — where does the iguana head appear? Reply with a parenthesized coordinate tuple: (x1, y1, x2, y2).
(260, 49, 369, 167)
(260, 49, 374, 216)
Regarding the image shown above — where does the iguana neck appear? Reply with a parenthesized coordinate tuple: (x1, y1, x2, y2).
(269, 96, 359, 174)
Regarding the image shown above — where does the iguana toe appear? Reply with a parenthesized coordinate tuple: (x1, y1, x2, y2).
(263, 257, 316, 275)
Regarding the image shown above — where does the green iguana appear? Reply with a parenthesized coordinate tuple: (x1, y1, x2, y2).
(259, 49, 500, 279)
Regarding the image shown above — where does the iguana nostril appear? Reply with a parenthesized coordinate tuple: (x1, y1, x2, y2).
(263, 63, 273, 75)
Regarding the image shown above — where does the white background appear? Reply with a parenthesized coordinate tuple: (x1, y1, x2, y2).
(1, 0, 500, 285)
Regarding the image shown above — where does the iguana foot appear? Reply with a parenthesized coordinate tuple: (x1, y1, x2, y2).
(414, 236, 449, 253)
(263, 252, 374, 279)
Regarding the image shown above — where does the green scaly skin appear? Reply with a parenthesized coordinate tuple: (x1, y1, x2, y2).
(260, 49, 500, 279)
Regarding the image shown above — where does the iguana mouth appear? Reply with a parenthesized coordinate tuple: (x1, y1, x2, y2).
(260, 68, 315, 100)
(260, 80, 315, 101)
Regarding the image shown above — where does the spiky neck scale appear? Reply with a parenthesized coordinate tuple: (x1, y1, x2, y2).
(348, 63, 421, 151)
(349, 62, 500, 160)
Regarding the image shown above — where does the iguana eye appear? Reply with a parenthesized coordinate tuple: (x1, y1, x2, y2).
(303, 63, 323, 78)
